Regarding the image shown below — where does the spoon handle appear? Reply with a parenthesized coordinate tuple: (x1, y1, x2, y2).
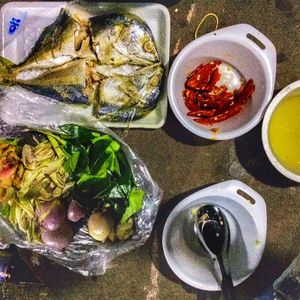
(217, 255, 236, 300)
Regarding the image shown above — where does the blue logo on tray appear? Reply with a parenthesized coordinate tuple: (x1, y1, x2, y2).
(8, 18, 21, 34)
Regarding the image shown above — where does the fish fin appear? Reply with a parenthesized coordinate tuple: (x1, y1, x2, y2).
(0, 57, 15, 71)
(0, 57, 15, 83)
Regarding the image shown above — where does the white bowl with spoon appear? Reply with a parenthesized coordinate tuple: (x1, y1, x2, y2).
(162, 180, 267, 291)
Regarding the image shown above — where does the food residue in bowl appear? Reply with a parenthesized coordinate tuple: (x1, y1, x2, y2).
(182, 61, 255, 125)
(268, 95, 300, 175)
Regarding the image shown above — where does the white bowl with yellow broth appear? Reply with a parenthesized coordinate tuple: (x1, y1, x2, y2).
(262, 80, 300, 182)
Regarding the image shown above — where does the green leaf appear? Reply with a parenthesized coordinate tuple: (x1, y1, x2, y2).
(108, 198, 127, 216)
(108, 150, 133, 200)
(77, 173, 111, 199)
(64, 151, 80, 173)
(1, 204, 10, 217)
(59, 124, 96, 147)
(0, 138, 19, 146)
(109, 178, 131, 199)
(89, 137, 120, 175)
(120, 188, 145, 224)
(64, 149, 89, 176)
(100, 135, 120, 152)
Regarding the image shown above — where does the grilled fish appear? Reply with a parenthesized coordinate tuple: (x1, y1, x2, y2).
(0, 7, 163, 122)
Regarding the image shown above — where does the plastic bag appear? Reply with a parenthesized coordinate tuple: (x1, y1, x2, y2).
(0, 86, 162, 276)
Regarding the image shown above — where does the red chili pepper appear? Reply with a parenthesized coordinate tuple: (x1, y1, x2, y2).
(211, 85, 228, 96)
(183, 61, 255, 126)
(187, 109, 216, 117)
(236, 79, 255, 104)
(208, 68, 221, 88)
(183, 88, 197, 101)
(214, 103, 243, 122)
(185, 100, 198, 111)
(187, 64, 203, 79)
(194, 103, 243, 125)
(193, 118, 214, 125)
(186, 61, 221, 90)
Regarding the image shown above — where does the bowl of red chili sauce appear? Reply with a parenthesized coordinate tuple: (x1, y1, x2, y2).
(167, 24, 277, 140)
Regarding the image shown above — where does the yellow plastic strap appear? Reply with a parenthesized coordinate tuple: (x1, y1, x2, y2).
(194, 13, 219, 40)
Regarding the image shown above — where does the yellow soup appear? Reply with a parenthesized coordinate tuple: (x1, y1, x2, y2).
(268, 95, 300, 175)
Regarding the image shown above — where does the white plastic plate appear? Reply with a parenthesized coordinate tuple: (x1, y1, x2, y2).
(162, 180, 267, 291)
(0, 2, 170, 129)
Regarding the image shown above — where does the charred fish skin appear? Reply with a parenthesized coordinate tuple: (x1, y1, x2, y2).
(90, 13, 160, 66)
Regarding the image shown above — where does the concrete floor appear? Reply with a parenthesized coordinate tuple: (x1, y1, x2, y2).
(1, 0, 300, 299)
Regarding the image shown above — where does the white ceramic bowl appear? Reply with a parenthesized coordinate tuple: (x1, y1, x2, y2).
(262, 80, 300, 182)
(162, 180, 267, 290)
(167, 24, 277, 140)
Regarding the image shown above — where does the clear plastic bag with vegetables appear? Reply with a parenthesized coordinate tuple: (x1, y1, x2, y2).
(0, 87, 162, 275)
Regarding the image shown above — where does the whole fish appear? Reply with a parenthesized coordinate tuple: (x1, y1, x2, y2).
(0, 7, 163, 121)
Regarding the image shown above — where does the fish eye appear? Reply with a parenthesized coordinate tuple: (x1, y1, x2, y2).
(150, 76, 159, 86)
(143, 40, 153, 53)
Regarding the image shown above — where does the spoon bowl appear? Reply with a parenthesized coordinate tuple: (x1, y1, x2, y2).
(194, 204, 236, 300)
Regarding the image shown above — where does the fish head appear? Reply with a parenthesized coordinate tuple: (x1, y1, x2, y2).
(125, 63, 164, 109)
(97, 63, 163, 121)
(90, 13, 159, 66)
(114, 14, 160, 64)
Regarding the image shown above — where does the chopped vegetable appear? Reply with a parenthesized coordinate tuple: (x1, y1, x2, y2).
(0, 124, 145, 249)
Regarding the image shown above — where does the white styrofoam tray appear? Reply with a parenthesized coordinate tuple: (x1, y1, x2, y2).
(0, 2, 170, 129)
(162, 180, 267, 291)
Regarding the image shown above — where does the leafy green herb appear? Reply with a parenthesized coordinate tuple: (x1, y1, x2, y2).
(60, 124, 97, 147)
(1, 204, 10, 217)
(0, 124, 145, 245)
(0, 138, 19, 146)
(121, 188, 145, 223)
(63, 149, 89, 176)
(44, 124, 144, 220)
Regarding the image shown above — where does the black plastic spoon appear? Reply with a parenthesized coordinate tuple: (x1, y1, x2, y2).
(194, 204, 236, 300)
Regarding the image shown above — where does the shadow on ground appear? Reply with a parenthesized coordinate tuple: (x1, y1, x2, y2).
(163, 109, 219, 147)
(234, 122, 299, 188)
(17, 248, 89, 296)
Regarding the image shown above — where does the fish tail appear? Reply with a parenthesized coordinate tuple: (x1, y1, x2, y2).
(0, 57, 15, 84)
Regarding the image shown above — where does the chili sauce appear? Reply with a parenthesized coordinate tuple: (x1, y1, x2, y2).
(268, 95, 300, 175)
